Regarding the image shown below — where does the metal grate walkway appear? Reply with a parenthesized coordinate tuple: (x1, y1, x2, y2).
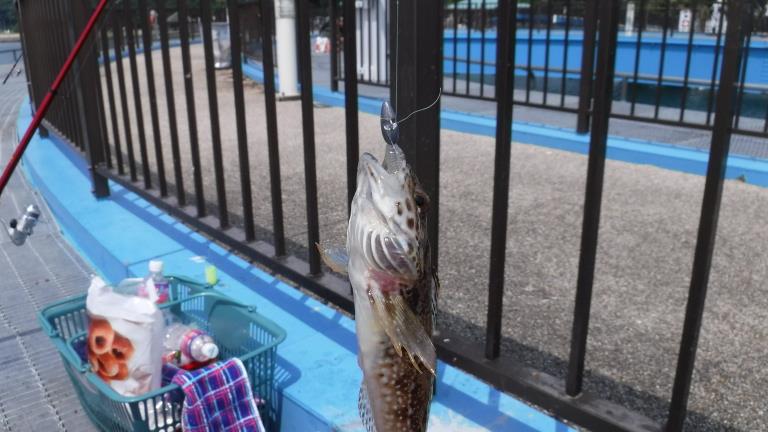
(0, 77, 96, 431)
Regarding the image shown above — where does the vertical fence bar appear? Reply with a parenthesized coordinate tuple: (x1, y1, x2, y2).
(705, 10, 725, 126)
(344, 0, 359, 213)
(576, 0, 598, 133)
(16, 2, 31, 109)
(678, 9, 696, 122)
(55, 0, 78, 144)
(178, 0, 206, 216)
(465, 1, 472, 95)
(297, 0, 321, 274)
(261, 0, 286, 256)
(629, 0, 645, 115)
(560, 0, 572, 107)
(452, 0, 458, 93)
(525, 0, 534, 103)
(384, 0, 389, 84)
(367, 0, 372, 83)
(485, 0, 516, 360)
(733, 30, 752, 129)
(38, 0, 50, 125)
(157, 0, 186, 206)
(16, 1, 36, 113)
(49, 0, 64, 136)
(542, 0, 553, 104)
(652, 0, 671, 119)
(65, 0, 109, 197)
(125, 2, 152, 189)
(479, 0, 487, 98)
(101, 27, 123, 174)
(41, 0, 55, 132)
(93, 46, 112, 171)
(764, 99, 768, 133)
(113, 14, 137, 181)
(665, 0, 750, 429)
(384, 2, 392, 85)
(330, 0, 339, 91)
(566, 0, 620, 397)
(227, 0, 256, 240)
(201, 0, 230, 229)
(374, 0, 380, 84)
(139, 0, 167, 196)
(392, 0, 442, 269)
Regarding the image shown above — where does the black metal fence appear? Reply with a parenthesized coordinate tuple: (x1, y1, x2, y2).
(331, 0, 768, 138)
(16, 0, 760, 430)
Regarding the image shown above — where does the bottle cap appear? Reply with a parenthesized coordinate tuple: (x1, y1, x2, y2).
(149, 260, 164, 273)
(201, 343, 219, 360)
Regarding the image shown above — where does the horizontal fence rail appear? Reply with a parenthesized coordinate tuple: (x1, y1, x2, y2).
(331, 0, 768, 138)
(16, 0, 760, 431)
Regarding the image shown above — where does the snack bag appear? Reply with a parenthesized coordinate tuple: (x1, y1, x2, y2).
(86, 276, 164, 396)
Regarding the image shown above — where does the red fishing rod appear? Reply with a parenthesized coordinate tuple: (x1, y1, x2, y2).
(0, 0, 110, 198)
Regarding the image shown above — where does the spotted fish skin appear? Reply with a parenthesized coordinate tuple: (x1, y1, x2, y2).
(355, 275, 436, 432)
(346, 144, 437, 432)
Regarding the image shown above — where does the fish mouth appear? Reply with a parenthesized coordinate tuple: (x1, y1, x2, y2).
(359, 143, 406, 179)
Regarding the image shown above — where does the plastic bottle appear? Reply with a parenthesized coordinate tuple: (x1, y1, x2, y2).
(139, 260, 169, 304)
(163, 324, 219, 365)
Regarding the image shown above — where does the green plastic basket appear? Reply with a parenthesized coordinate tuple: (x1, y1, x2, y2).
(38, 276, 286, 432)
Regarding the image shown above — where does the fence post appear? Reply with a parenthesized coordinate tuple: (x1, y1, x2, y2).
(330, 0, 339, 92)
(576, 0, 599, 134)
(484, 0, 517, 361)
(344, 0, 358, 213)
(664, 0, 751, 429)
(66, 0, 109, 198)
(391, 0, 443, 268)
(566, 0, 620, 397)
(15, 0, 37, 112)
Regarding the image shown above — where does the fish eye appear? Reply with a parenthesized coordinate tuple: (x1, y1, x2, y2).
(414, 193, 427, 208)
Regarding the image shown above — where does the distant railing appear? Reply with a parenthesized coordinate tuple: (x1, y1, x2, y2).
(17, 0, 760, 431)
(331, 0, 768, 138)
(0, 48, 23, 63)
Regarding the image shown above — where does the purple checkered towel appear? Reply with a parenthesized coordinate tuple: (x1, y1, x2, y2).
(171, 358, 265, 432)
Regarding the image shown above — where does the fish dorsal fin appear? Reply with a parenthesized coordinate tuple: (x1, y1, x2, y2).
(367, 286, 436, 375)
(317, 242, 349, 275)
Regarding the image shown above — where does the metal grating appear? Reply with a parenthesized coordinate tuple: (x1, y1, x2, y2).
(0, 79, 96, 432)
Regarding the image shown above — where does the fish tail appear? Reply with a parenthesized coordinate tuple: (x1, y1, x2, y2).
(358, 383, 377, 432)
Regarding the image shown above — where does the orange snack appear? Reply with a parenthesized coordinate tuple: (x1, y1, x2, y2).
(96, 369, 112, 383)
(113, 362, 129, 380)
(88, 351, 100, 373)
(111, 334, 135, 362)
(97, 352, 119, 377)
(88, 319, 114, 356)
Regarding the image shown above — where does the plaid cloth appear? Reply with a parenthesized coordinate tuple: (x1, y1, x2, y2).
(171, 358, 265, 432)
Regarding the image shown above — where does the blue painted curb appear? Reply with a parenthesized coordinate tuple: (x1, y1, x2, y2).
(17, 98, 575, 432)
(242, 61, 768, 188)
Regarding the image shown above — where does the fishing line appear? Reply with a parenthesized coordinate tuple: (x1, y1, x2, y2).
(391, 0, 441, 127)
(398, 87, 441, 125)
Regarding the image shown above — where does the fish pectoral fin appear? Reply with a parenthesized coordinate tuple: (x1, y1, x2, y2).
(368, 289, 437, 375)
(316, 242, 349, 275)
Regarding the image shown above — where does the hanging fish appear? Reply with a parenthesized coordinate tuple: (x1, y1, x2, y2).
(319, 102, 438, 432)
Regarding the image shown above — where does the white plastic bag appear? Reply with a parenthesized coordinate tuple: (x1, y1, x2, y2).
(85, 276, 164, 396)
